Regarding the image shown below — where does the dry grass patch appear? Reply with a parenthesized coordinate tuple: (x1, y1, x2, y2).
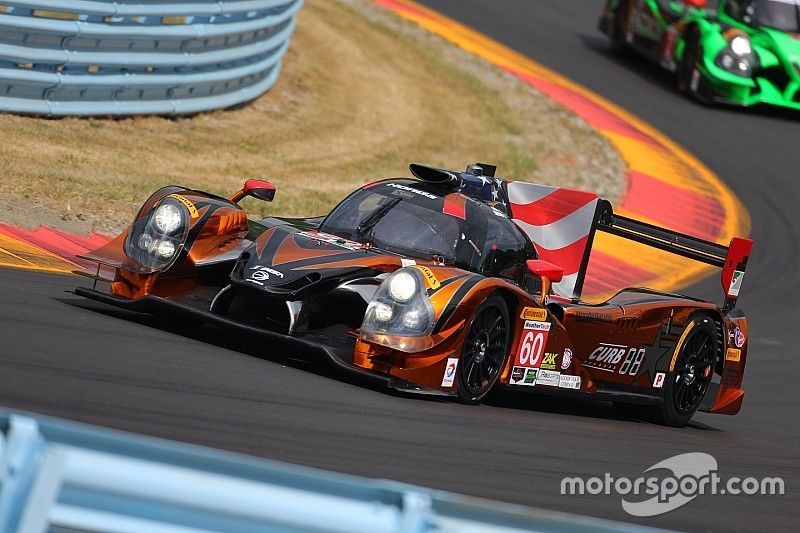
(0, 0, 623, 234)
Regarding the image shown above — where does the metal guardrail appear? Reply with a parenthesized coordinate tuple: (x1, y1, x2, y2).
(0, 410, 667, 532)
(0, 0, 303, 116)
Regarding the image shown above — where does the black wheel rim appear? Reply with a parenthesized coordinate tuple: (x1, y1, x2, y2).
(461, 306, 507, 397)
(672, 325, 715, 415)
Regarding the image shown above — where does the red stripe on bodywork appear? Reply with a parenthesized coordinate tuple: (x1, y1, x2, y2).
(534, 235, 589, 275)
(443, 193, 466, 219)
(509, 188, 597, 226)
(624, 171, 723, 241)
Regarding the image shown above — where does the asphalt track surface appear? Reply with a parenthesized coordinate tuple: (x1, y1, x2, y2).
(0, 1, 798, 530)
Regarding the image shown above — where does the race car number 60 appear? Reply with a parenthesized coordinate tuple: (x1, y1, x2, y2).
(518, 330, 546, 366)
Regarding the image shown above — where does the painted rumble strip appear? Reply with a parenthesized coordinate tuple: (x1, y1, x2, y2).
(373, 0, 749, 298)
(0, 1, 748, 299)
(0, 224, 107, 274)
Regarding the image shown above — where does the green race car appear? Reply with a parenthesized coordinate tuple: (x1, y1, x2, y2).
(599, 0, 800, 111)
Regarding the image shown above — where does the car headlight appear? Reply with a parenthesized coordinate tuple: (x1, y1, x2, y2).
(153, 204, 183, 233)
(360, 268, 436, 351)
(730, 35, 751, 56)
(124, 195, 190, 272)
(388, 270, 417, 302)
(715, 35, 758, 77)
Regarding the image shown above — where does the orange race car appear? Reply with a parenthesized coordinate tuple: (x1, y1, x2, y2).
(75, 163, 753, 426)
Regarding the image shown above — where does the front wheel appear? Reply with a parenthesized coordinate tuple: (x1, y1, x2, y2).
(456, 294, 509, 404)
(650, 316, 718, 427)
(676, 30, 701, 94)
(610, 0, 632, 48)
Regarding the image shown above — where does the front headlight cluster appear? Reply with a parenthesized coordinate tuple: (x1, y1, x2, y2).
(360, 268, 436, 351)
(715, 35, 758, 77)
(124, 196, 190, 271)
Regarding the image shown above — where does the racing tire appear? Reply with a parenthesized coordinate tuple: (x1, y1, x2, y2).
(676, 28, 701, 95)
(456, 294, 509, 404)
(648, 316, 718, 427)
(610, 0, 632, 48)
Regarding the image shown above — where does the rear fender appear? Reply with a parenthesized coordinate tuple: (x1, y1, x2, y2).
(706, 314, 748, 414)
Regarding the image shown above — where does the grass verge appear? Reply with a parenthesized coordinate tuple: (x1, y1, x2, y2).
(0, 0, 624, 234)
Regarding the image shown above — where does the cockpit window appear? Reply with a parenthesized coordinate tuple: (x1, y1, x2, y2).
(725, 0, 800, 32)
(322, 186, 464, 264)
(320, 181, 535, 278)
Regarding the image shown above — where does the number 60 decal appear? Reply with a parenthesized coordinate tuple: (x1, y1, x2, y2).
(515, 330, 549, 368)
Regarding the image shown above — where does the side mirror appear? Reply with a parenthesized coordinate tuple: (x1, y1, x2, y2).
(685, 0, 706, 8)
(526, 259, 564, 300)
(230, 179, 276, 204)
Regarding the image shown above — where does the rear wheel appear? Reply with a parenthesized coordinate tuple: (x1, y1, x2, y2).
(650, 316, 718, 427)
(456, 294, 509, 404)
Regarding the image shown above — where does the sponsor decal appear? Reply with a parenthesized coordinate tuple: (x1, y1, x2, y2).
(514, 321, 551, 369)
(441, 357, 458, 387)
(510, 366, 526, 385)
(558, 374, 581, 390)
(415, 265, 441, 290)
(728, 270, 744, 297)
(523, 320, 551, 331)
(540, 352, 558, 371)
(520, 306, 547, 321)
(734, 327, 745, 348)
(387, 182, 438, 199)
(652, 372, 666, 388)
(167, 194, 199, 218)
(251, 270, 269, 282)
(561, 348, 573, 370)
(725, 348, 741, 362)
(584, 344, 646, 376)
(249, 265, 284, 283)
(618, 348, 646, 376)
(583, 343, 628, 372)
(510, 367, 539, 386)
(537, 369, 560, 387)
(297, 231, 365, 251)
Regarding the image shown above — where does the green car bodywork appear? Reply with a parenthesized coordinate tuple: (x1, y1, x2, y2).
(599, 0, 800, 111)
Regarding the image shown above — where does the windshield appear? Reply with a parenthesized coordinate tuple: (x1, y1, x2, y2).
(320, 181, 531, 275)
(728, 0, 800, 32)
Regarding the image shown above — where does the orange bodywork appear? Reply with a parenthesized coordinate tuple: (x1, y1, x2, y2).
(77, 183, 749, 419)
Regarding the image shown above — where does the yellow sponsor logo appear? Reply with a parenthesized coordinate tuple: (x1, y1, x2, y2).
(168, 194, 199, 218)
(725, 348, 741, 362)
(520, 307, 547, 321)
(415, 265, 441, 290)
(540, 352, 558, 370)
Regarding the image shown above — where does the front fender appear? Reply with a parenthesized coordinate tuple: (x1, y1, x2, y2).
(78, 186, 248, 298)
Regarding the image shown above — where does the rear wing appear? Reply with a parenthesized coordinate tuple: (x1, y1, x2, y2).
(590, 200, 753, 311)
(406, 165, 752, 309)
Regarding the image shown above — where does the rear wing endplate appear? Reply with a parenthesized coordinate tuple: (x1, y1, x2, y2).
(586, 200, 752, 311)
